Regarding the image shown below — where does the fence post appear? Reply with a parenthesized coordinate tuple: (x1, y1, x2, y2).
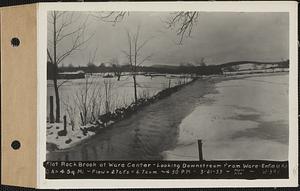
(50, 96, 54, 123)
(198, 139, 203, 161)
(63, 115, 67, 133)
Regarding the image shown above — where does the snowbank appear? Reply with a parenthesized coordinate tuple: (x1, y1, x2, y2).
(163, 74, 289, 160)
(47, 123, 95, 150)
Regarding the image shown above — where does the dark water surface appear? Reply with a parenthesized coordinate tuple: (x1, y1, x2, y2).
(47, 79, 214, 161)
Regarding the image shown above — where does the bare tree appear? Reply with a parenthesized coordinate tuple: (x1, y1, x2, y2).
(166, 12, 199, 44)
(47, 11, 93, 122)
(122, 26, 153, 104)
(103, 79, 114, 113)
(110, 57, 122, 81)
(74, 77, 102, 126)
(198, 57, 206, 67)
(73, 50, 102, 126)
(88, 46, 98, 66)
(86, 47, 99, 74)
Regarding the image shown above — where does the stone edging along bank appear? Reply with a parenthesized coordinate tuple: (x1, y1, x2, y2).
(80, 78, 197, 135)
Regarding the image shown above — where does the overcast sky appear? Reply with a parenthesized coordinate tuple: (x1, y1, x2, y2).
(48, 11, 289, 67)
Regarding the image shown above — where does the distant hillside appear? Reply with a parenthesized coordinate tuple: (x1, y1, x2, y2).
(150, 64, 180, 69)
(151, 60, 289, 69)
(48, 59, 288, 80)
(220, 60, 289, 68)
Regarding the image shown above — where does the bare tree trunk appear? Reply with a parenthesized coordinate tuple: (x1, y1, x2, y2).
(133, 74, 137, 103)
(53, 12, 61, 123)
(84, 78, 88, 125)
(49, 96, 55, 123)
(104, 79, 111, 113)
(53, 77, 60, 122)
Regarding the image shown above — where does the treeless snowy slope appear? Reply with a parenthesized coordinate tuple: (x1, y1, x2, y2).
(163, 74, 289, 160)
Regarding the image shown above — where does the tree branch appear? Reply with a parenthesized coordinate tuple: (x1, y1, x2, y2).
(165, 11, 199, 44)
(57, 28, 94, 65)
(57, 79, 70, 89)
(91, 11, 128, 25)
(137, 54, 153, 66)
(47, 48, 54, 63)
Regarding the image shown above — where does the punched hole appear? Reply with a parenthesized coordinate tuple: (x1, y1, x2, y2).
(11, 140, 21, 150)
(11, 37, 20, 47)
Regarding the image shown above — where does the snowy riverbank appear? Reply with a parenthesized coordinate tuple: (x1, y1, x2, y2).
(47, 75, 194, 151)
(163, 73, 289, 161)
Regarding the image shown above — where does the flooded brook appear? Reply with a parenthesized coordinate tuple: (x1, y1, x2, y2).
(47, 79, 214, 161)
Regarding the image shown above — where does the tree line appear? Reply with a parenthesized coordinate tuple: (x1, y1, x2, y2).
(47, 62, 224, 79)
(47, 59, 289, 80)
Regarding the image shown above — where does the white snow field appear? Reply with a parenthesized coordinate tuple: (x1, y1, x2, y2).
(163, 73, 289, 161)
(47, 75, 192, 150)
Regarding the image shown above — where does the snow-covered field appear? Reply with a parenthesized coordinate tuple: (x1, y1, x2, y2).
(47, 75, 192, 150)
(223, 68, 289, 75)
(163, 73, 289, 160)
(47, 75, 190, 116)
